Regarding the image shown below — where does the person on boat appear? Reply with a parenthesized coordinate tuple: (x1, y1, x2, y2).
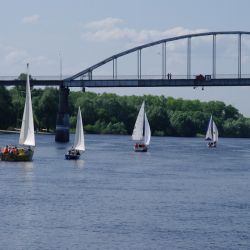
(68, 147, 77, 156)
(12, 147, 18, 155)
(9, 147, 13, 155)
(3, 145, 9, 154)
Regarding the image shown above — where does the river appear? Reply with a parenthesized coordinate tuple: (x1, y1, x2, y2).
(0, 133, 249, 250)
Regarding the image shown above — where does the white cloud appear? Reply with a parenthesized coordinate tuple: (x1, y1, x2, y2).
(5, 50, 28, 65)
(85, 17, 124, 29)
(0, 44, 51, 68)
(82, 18, 208, 47)
(22, 14, 40, 24)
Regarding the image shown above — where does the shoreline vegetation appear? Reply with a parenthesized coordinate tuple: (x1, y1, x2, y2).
(1, 85, 250, 138)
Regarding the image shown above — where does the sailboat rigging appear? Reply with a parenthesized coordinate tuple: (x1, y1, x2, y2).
(0, 64, 35, 161)
(132, 101, 151, 152)
(205, 115, 218, 148)
(65, 107, 85, 160)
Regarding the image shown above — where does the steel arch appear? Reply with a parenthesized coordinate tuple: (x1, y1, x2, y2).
(65, 31, 250, 82)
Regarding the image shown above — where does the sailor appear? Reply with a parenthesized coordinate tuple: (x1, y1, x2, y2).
(4, 145, 9, 154)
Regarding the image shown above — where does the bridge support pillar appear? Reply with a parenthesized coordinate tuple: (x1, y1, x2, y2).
(55, 86, 70, 142)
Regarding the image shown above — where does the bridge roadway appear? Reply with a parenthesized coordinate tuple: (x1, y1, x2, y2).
(1, 78, 250, 87)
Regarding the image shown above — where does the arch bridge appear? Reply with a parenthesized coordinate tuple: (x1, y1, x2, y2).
(56, 31, 250, 142)
(1, 31, 250, 141)
(64, 31, 250, 88)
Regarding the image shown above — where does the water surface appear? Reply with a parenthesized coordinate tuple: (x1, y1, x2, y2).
(0, 134, 249, 250)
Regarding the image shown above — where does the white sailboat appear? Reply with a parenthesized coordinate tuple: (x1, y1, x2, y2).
(65, 107, 85, 160)
(132, 101, 151, 152)
(0, 64, 35, 161)
(205, 115, 218, 148)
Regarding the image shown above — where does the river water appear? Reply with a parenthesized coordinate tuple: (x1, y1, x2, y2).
(0, 133, 249, 250)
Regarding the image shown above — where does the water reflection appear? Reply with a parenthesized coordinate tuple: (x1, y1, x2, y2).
(21, 161, 34, 171)
(72, 159, 85, 169)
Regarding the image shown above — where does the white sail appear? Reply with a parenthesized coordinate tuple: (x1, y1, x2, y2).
(19, 64, 35, 147)
(73, 107, 85, 151)
(205, 115, 213, 140)
(212, 121, 219, 142)
(144, 113, 151, 146)
(132, 101, 145, 141)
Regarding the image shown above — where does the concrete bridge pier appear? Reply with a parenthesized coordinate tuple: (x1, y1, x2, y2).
(55, 86, 70, 142)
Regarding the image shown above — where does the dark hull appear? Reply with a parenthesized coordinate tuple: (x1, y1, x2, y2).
(0, 148, 34, 162)
(65, 153, 80, 160)
(207, 142, 217, 148)
(134, 144, 148, 152)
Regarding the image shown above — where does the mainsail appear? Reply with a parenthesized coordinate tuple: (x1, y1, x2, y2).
(205, 115, 213, 140)
(73, 107, 85, 151)
(19, 64, 35, 147)
(132, 101, 145, 141)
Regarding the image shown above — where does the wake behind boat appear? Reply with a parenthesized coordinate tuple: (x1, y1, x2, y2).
(65, 107, 85, 160)
(0, 64, 35, 161)
(205, 115, 218, 148)
(132, 101, 151, 152)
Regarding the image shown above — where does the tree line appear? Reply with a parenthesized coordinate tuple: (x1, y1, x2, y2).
(1, 85, 250, 138)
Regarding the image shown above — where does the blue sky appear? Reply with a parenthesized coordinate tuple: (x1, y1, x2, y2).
(1, 0, 250, 115)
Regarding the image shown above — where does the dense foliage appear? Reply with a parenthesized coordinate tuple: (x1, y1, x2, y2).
(1, 86, 250, 137)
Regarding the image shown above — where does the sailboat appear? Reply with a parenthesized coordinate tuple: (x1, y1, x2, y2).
(205, 115, 218, 148)
(132, 101, 151, 152)
(0, 64, 35, 161)
(65, 107, 85, 160)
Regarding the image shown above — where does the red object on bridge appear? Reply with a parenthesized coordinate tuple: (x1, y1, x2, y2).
(196, 74, 205, 81)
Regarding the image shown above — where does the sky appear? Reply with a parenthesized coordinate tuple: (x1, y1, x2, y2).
(1, 0, 250, 115)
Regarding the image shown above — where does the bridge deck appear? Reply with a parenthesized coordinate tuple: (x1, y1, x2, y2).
(1, 78, 250, 87)
(65, 78, 250, 87)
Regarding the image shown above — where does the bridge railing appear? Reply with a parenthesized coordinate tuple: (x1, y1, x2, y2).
(79, 74, 250, 80)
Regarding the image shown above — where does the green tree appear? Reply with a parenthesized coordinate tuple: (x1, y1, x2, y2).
(36, 88, 58, 131)
(170, 111, 197, 136)
(0, 86, 14, 129)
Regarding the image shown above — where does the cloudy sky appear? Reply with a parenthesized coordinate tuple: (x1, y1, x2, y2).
(1, 0, 250, 115)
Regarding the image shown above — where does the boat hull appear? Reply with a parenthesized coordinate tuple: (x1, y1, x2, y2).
(207, 142, 217, 148)
(134, 144, 148, 152)
(65, 153, 81, 160)
(0, 147, 34, 161)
